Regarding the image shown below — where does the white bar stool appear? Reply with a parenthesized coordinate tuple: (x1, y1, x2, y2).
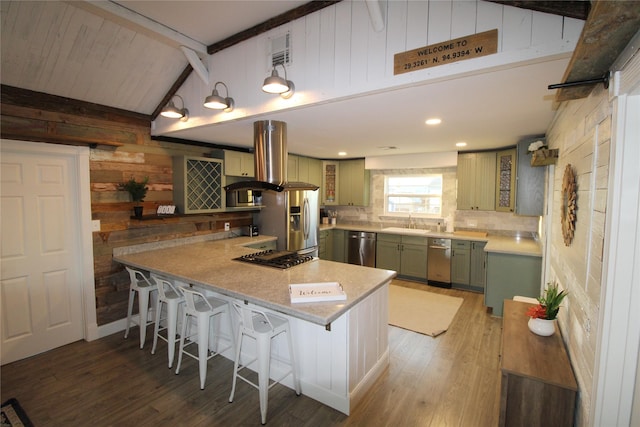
(175, 286, 234, 390)
(228, 302, 301, 425)
(150, 275, 185, 368)
(124, 266, 157, 349)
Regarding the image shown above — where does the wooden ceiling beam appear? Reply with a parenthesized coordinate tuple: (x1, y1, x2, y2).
(486, 1, 590, 20)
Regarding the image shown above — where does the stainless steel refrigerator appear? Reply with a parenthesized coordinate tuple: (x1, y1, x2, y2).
(256, 188, 319, 256)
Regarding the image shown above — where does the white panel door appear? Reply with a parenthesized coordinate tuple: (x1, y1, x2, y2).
(1, 144, 84, 364)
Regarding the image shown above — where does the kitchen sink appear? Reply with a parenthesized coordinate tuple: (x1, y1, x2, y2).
(381, 227, 431, 236)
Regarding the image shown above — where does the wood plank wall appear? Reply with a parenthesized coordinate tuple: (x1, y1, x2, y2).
(1, 86, 253, 325)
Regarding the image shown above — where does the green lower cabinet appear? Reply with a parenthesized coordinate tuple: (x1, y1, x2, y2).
(451, 240, 471, 288)
(331, 229, 347, 263)
(452, 240, 486, 293)
(469, 241, 487, 290)
(376, 234, 427, 281)
(485, 252, 541, 316)
(319, 229, 334, 260)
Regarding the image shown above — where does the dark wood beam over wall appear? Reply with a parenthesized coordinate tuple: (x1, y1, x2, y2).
(487, 1, 590, 20)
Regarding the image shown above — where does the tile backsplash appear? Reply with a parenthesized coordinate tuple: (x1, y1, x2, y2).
(329, 166, 540, 237)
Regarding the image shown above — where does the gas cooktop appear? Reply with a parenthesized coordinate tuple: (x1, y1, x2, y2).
(233, 250, 316, 269)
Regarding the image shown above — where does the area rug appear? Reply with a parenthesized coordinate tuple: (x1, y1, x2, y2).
(1, 398, 33, 427)
(388, 285, 463, 337)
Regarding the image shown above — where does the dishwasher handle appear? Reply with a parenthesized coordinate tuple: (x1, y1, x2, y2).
(429, 245, 449, 250)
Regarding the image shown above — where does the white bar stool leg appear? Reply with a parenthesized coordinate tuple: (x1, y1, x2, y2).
(124, 287, 136, 339)
(166, 299, 180, 368)
(197, 312, 211, 390)
(137, 288, 151, 349)
(257, 333, 271, 425)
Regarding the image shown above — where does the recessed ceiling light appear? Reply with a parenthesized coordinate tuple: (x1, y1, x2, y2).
(338, 151, 347, 156)
(425, 118, 441, 125)
(456, 142, 467, 147)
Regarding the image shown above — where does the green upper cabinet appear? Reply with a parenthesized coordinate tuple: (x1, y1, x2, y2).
(339, 159, 370, 206)
(457, 152, 496, 211)
(287, 154, 299, 181)
(321, 161, 339, 205)
(496, 149, 517, 212)
(224, 150, 254, 177)
(515, 140, 545, 216)
(289, 155, 322, 188)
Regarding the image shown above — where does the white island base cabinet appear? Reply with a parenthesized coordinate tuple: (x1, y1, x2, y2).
(196, 282, 389, 415)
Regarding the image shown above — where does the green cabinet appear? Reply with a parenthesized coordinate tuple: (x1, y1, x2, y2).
(485, 252, 541, 316)
(515, 140, 545, 216)
(319, 229, 333, 260)
(376, 234, 428, 281)
(173, 156, 225, 214)
(452, 240, 486, 292)
(496, 149, 516, 212)
(469, 241, 487, 290)
(287, 154, 299, 181)
(289, 155, 322, 187)
(457, 152, 496, 210)
(224, 150, 254, 177)
(451, 240, 471, 286)
(331, 229, 347, 263)
(338, 159, 370, 206)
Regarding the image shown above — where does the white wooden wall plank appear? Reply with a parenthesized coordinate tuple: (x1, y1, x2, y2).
(451, 0, 477, 38)
(303, 12, 321, 96)
(501, 4, 532, 51)
(318, 6, 336, 89)
(290, 18, 306, 91)
(334, 1, 352, 91)
(367, 0, 387, 82)
(405, 0, 428, 50)
(427, 0, 453, 44)
(476, 0, 504, 51)
(531, 11, 563, 46)
(386, 0, 408, 78)
(349, 0, 369, 89)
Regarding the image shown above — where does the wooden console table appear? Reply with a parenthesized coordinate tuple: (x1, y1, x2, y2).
(499, 299, 578, 426)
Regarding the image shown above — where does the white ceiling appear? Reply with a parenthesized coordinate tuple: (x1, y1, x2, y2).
(0, 1, 575, 159)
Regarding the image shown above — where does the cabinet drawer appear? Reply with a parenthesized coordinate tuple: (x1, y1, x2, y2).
(401, 235, 428, 246)
(452, 240, 470, 250)
(377, 233, 401, 243)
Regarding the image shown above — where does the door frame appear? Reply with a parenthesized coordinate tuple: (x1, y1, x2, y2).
(1, 139, 97, 341)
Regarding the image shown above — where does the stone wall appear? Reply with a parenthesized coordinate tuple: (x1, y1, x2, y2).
(544, 83, 611, 426)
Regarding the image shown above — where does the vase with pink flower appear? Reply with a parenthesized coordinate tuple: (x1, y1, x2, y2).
(526, 283, 568, 336)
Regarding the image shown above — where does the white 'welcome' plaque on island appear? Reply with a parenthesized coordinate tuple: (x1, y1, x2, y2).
(289, 282, 346, 303)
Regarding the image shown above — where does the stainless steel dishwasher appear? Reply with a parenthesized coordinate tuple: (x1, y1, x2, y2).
(427, 237, 452, 287)
(347, 231, 377, 267)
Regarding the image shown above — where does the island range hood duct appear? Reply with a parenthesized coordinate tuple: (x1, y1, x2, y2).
(224, 120, 318, 192)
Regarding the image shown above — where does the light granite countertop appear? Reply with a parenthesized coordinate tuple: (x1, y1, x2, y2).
(113, 236, 396, 327)
(320, 223, 542, 257)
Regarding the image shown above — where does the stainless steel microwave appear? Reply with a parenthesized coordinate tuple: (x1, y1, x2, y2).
(226, 189, 262, 207)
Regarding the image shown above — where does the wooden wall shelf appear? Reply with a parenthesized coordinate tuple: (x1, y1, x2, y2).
(530, 149, 559, 166)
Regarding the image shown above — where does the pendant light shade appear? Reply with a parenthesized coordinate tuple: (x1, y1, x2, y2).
(204, 81, 234, 112)
(160, 94, 189, 121)
(262, 63, 295, 99)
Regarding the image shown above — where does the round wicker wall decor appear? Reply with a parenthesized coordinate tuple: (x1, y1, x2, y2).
(561, 164, 577, 246)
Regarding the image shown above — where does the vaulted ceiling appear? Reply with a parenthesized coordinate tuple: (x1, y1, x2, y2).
(1, 1, 636, 158)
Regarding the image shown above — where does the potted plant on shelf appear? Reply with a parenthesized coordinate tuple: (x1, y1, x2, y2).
(526, 282, 568, 336)
(119, 176, 148, 218)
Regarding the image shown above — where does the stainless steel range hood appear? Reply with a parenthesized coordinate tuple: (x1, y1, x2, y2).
(224, 120, 319, 192)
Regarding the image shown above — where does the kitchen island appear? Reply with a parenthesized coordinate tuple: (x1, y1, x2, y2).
(114, 235, 395, 415)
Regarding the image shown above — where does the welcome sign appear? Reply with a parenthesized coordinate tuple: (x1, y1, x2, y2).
(394, 29, 498, 75)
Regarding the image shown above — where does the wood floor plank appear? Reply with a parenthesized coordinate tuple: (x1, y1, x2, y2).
(0, 279, 502, 426)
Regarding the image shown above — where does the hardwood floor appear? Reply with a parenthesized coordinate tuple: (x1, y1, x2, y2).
(0, 280, 503, 426)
